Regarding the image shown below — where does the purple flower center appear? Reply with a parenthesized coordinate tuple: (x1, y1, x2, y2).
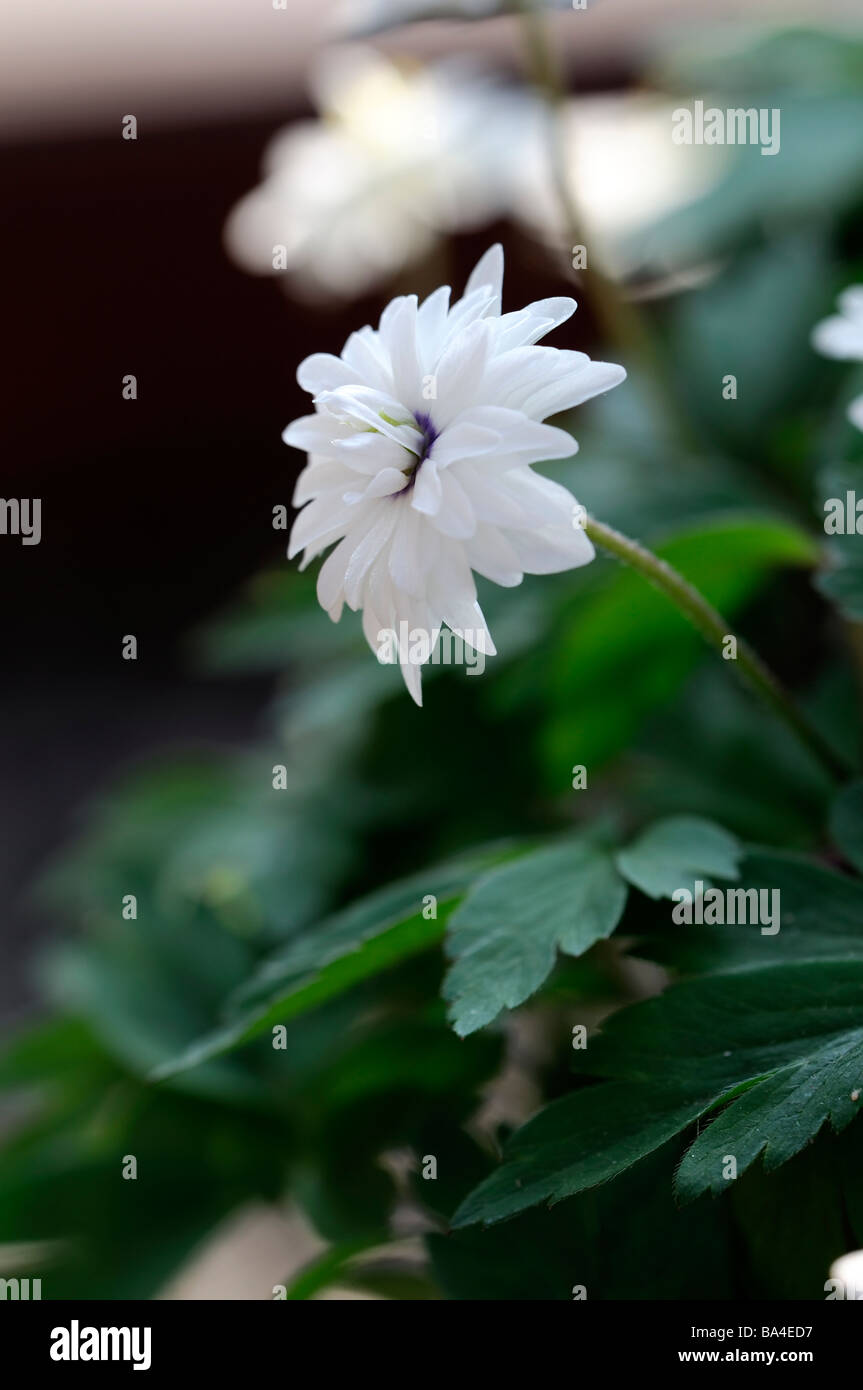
(413, 411, 438, 463)
(394, 411, 438, 496)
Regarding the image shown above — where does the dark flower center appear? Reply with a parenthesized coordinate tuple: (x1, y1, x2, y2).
(396, 411, 438, 494)
(413, 411, 439, 463)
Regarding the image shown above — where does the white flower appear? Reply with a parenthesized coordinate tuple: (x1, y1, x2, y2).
(283, 245, 626, 704)
(509, 94, 728, 282)
(830, 1248, 863, 1299)
(332, 0, 566, 37)
(812, 287, 863, 432)
(225, 48, 518, 302)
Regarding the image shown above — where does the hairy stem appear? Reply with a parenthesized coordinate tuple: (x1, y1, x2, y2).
(584, 516, 849, 782)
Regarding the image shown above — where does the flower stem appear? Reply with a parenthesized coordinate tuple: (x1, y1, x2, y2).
(516, 2, 696, 453)
(584, 516, 850, 783)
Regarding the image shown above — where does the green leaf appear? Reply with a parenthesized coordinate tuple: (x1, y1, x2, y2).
(668, 235, 834, 450)
(443, 840, 628, 1037)
(433, 1141, 734, 1299)
(673, 972, 863, 1201)
(0, 1087, 289, 1298)
(40, 943, 264, 1105)
(729, 1125, 858, 1300)
(543, 515, 819, 771)
(815, 459, 863, 620)
(642, 848, 863, 974)
(455, 960, 863, 1224)
(641, 97, 863, 266)
(830, 780, 863, 874)
(615, 816, 742, 899)
(0, 1018, 108, 1090)
(151, 846, 515, 1080)
(452, 1083, 711, 1227)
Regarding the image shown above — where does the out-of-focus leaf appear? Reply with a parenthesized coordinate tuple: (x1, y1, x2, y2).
(151, 845, 517, 1079)
(542, 514, 820, 774)
(0, 1088, 289, 1298)
(623, 664, 840, 845)
(639, 98, 863, 266)
(668, 235, 833, 451)
(815, 457, 863, 620)
(432, 1141, 734, 1299)
(39, 943, 268, 1106)
(830, 780, 863, 874)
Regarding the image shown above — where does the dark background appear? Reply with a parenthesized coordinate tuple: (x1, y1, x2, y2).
(1, 115, 307, 1017)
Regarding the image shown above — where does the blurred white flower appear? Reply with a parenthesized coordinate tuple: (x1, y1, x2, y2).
(225, 48, 522, 302)
(284, 245, 625, 704)
(812, 287, 863, 432)
(332, 0, 567, 36)
(829, 1248, 863, 1299)
(510, 94, 727, 281)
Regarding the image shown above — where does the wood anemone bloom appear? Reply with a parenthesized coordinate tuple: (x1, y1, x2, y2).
(284, 245, 626, 703)
(812, 286, 863, 432)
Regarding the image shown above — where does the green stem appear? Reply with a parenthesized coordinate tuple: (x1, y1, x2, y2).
(584, 516, 849, 783)
(282, 1236, 385, 1301)
(517, 2, 698, 453)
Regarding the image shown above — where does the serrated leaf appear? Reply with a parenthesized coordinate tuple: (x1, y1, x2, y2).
(452, 1083, 711, 1227)
(455, 960, 863, 1224)
(673, 969, 863, 1201)
(615, 816, 742, 899)
(442, 840, 628, 1037)
(433, 1140, 734, 1299)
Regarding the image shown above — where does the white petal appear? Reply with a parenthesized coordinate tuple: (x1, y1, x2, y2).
(445, 406, 575, 466)
(465, 524, 524, 587)
(430, 420, 501, 468)
(343, 508, 399, 609)
(521, 358, 628, 420)
(504, 521, 595, 574)
(491, 297, 576, 351)
(464, 243, 504, 313)
(460, 464, 577, 529)
(416, 284, 452, 363)
(813, 315, 863, 362)
(297, 353, 360, 395)
(316, 386, 422, 451)
(289, 494, 357, 559)
(433, 319, 492, 427)
(388, 497, 427, 595)
(341, 326, 395, 394)
(443, 285, 498, 341)
(316, 535, 353, 613)
(848, 392, 863, 432)
(293, 458, 349, 506)
(346, 467, 409, 502)
(432, 471, 476, 540)
(330, 431, 411, 475)
(378, 295, 423, 409)
(412, 458, 443, 516)
(838, 287, 863, 322)
(283, 414, 352, 453)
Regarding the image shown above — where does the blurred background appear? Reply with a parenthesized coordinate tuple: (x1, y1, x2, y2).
(3, 0, 863, 1299)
